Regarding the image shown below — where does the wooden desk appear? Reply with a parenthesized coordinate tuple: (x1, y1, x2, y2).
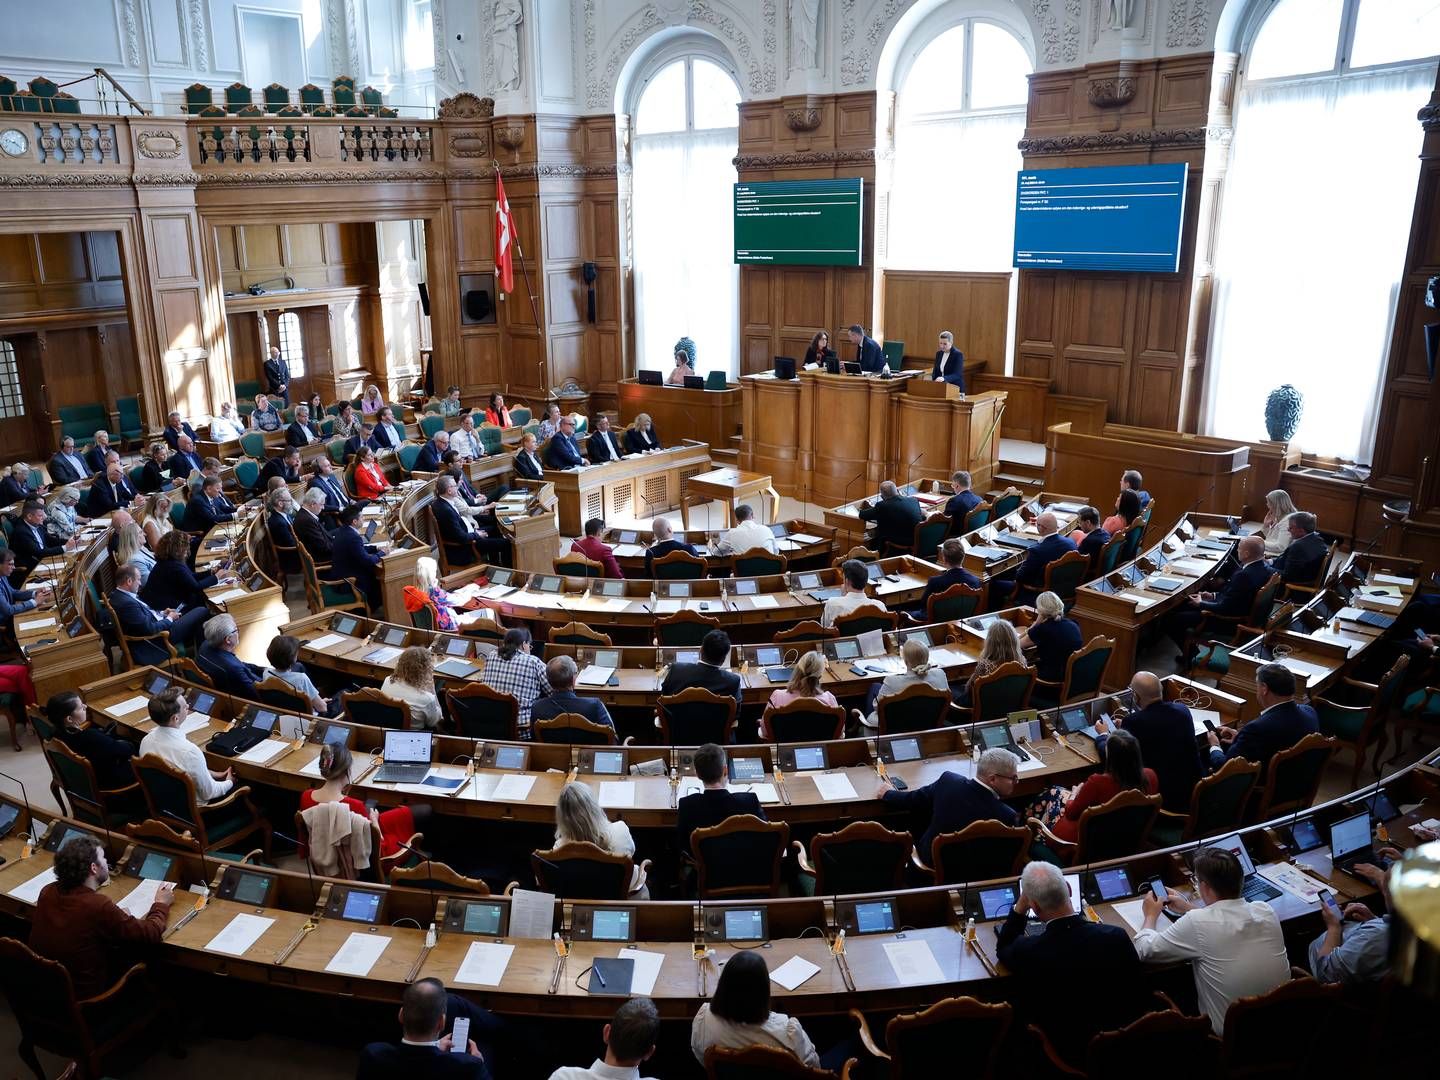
(545, 443, 713, 537)
(617, 378, 742, 451)
(602, 520, 837, 576)
(681, 467, 780, 529)
(895, 385, 1008, 493)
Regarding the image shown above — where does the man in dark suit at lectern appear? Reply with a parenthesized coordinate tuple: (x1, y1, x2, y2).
(847, 324, 885, 373)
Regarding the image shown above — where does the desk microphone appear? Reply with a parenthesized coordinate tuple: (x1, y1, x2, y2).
(0, 770, 36, 849)
(905, 452, 924, 488)
(161, 808, 216, 896)
(843, 472, 866, 510)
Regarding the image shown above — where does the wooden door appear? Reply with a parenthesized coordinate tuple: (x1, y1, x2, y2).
(0, 333, 55, 465)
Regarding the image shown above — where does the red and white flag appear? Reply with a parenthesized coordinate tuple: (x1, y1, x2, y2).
(494, 172, 515, 296)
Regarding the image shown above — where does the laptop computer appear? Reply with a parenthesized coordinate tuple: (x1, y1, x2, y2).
(637, 369, 663, 385)
(1209, 834, 1283, 902)
(374, 730, 434, 784)
(683, 375, 705, 389)
(1329, 811, 1388, 875)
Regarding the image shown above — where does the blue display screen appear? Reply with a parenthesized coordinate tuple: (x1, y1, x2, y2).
(1013, 163, 1188, 272)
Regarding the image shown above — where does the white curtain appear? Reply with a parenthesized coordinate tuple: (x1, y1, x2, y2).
(632, 127, 739, 379)
(1202, 65, 1435, 461)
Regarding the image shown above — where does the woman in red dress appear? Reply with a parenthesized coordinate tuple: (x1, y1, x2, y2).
(1051, 729, 1158, 845)
(299, 742, 428, 859)
(352, 446, 391, 501)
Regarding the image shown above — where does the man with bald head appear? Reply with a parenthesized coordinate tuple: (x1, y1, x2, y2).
(858, 479, 923, 553)
(1094, 671, 1204, 812)
(1000, 510, 1078, 605)
(643, 516, 698, 576)
(1168, 534, 1272, 664)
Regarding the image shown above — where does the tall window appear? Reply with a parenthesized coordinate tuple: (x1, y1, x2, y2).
(0, 340, 22, 419)
(276, 311, 306, 377)
(1204, 0, 1439, 460)
(631, 55, 740, 378)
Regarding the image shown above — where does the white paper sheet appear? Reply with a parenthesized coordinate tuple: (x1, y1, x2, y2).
(1015, 752, 1046, 773)
(305, 633, 347, 652)
(17, 616, 56, 630)
(653, 599, 682, 614)
(812, 773, 859, 801)
(325, 932, 392, 976)
(364, 645, 403, 664)
(577, 665, 615, 686)
(769, 955, 820, 991)
(454, 941, 514, 986)
(205, 912, 275, 955)
(507, 889, 556, 940)
(599, 781, 635, 808)
(789, 534, 823, 545)
(617, 947, 665, 995)
(1374, 573, 1414, 586)
(491, 774, 535, 801)
(1065, 873, 1083, 914)
(209, 588, 248, 603)
(857, 630, 886, 657)
(178, 714, 212, 736)
(7, 867, 56, 903)
(883, 940, 945, 985)
(747, 594, 779, 609)
(238, 738, 289, 764)
(479, 584, 518, 600)
(1366, 593, 1403, 608)
(299, 755, 326, 778)
(1110, 898, 1148, 933)
(111, 695, 150, 716)
(677, 777, 704, 800)
(729, 783, 779, 804)
(1257, 863, 1324, 904)
(116, 877, 165, 917)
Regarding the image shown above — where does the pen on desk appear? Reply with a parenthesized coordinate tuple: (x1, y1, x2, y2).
(593, 964, 607, 988)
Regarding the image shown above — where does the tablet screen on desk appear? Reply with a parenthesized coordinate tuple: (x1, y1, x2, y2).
(230, 869, 273, 906)
(594, 579, 624, 597)
(143, 672, 171, 695)
(489, 569, 515, 587)
(730, 757, 764, 782)
(854, 900, 896, 934)
(251, 709, 279, 734)
(0, 803, 19, 838)
(591, 909, 632, 941)
(616, 531, 639, 545)
(445, 637, 471, 656)
(830, 640, 860, 661)
(899, 629, 932, 648)
(794, 573, 821, 590)
(1057, 707, 1090, 734)
(494, 746, 526, 770)
(341, 890, 382, 923)
(792, 746, 826, 771)
(331, 614, 360, 636)
(978, 886, 1017, 919)
(461, 902, 504, 936)
(379, 627, 408, 646)
(532, 575, 563, 594)
(733, 579, 758, 595)
(665, 582, 691, 598)
(675, 650, 700, 666)
(723, 909, 766, 940)
(1092, 867, 1133, 901)
(975, 723, 1014, 751)
(189, 691, 217, 717)
(755, 646, 783, 666)
(593, 649, 621, 671)
(592, 751, 625, 775)
(138, 852, 174, 880)
(888, 737, 921, 762)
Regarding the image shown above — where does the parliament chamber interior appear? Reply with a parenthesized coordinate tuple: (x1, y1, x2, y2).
(2, 1, 1440, 1077)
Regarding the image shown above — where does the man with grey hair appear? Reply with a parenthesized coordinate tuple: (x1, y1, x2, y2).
(530, 654, 615, 731)
(267, 486, 298, 554)
(416, 428, 451, 472)
(1168, 533, 1272, 663)
(858, 479, 922, 553)
(1273, 510, 1327, 586)
(295, 486, 334, 560)
(997, 860, 1142, 1060)
(876, 746, 1020, 861)
(162, 409, 197, 451)
(713, 502, 776, 556)
(433, 474, 509, 567)
(196, 611, 262, 698)
(932, 329, 965, 389)
(286, 404, 321, 447)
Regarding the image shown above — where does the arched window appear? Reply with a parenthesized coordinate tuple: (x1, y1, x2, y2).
(631, 53, 740, 379)
(1203, 0, 1439, 460)
(277, 311, 306, 377)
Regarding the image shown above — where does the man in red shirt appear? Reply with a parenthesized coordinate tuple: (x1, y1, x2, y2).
(28, 834, 174, 998)
(570, 517, 624, 578)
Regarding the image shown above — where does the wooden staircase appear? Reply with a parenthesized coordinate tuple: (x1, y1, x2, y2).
(990, 456, 1045, 499)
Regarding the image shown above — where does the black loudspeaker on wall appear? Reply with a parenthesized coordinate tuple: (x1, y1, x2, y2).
(457, 272, 497, 326)
(417, 282, 430, 317)
(582, 261, 597, 324)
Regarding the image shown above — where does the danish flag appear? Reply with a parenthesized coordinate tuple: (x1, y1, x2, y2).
(494, 172, 515, 296)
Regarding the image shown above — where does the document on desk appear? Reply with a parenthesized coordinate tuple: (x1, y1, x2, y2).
(747, 593, 779, 609)
(209, 588, 248, 604)
(1110, 898, 1148, 934)
(812, 773, 859, 801)
(577, 665, 615, 686)
(1015, 752, 1046, 773)
(305, 633, 347, 652)
(116, 878, 165, 917)
(179, 715, 212, 736)
(611, 544, 646, 558)
(599, 781, 635, 808)
(238, 738, 290, 765)
(508, 889, 556, 940)
(491, 774, 535, 801)
(928, 648, 970, 668)
(1374, 574, 1414, 587)
(857, 630, 887, 658)
(17, 615, 56, 630)
(1190, 708, 1223, 736)
(479, 584, 519, 600)
(325, 932, 392, 976)
(618, 948, 665, 995)
(590, 596, 632, 611)
(111, 695, 150, 716)
(729, 783, 779, 804)
(7, 867, 57, 904)
(1257, 863, 1325, 904)
(769, 956, 820, 991)
(789, 534, 823, 545)
(205, 913, 275, 956)
(653, 599, 682, 614)
(884, 940, 945, 986)
(454, 941, 514, 987)
(362, 646, 403, 664)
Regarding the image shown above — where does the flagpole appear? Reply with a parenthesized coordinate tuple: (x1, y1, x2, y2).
(494, 161, 547, 400)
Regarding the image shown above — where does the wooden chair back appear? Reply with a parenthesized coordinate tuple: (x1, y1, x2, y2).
(705, 1045, 851, 1079)
(658, 687, 737, 745)
(762, 698, 845, 742)
(340, 687, 415, 731)
(651, 549, 707, 579)
(808, 821, 912, 894)
(1221, 977, 1342, 1079)
(1176, 757, 1261, 842)
(1074, 789, 1162, 863)
(1087, 1008, 1220, 1079)
(692, 814, 790, 899)
(931, 820, 1032, 886)
(884, 997, 1012, 1078)
(655, 609, 722, 646)
(533, 713, 618, 745)
(875, 682, 953, 735)
(531, 841, 633, 900)
(773, 620, 837, 644)
(833, 603, 897, 637)
(1253, 733, 1337, 821)
(547, 621, 612, 647)
(970, 660, 1036, 722)
(445, 682, 520, 740)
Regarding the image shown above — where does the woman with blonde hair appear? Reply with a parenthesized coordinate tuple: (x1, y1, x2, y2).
(553, 781, 647, 897)
(360, 383, 385, 417)
(45, 486, 84, 542)
(1262, 489, 1300, 556)
(380, 646, 442, 729)
(142, 492, 175, 549)
(762, 650, 839, 738)
(1017, 590, 1084, 685)
(411, 556, 491, 632)
(625, 412, 661, 454)
(960, 618, 1027, 705)
(864, 637, 949, 729)
(113, 520, 155, 584)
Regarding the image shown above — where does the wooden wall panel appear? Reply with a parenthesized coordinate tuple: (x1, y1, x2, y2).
(0, 232, 126, 317)
(881, 271, 1010, 368)
(215, 222, 368, 293)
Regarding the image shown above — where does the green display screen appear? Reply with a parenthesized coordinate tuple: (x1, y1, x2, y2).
(733, 179, 863, 266)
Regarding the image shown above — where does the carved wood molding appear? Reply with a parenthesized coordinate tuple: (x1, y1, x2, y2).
(496, 162, 630, 180)
(1087, 78, 1138, 109)
(448, 131, 492, 159)
(733, 148, 879, 170)
(1421, 100, 1440, 132)
(494, 125, 525, 151)
(437, 92, 495, 119)
(135, 129, 183, 159)
(0, 173, 135, 187)
(1018, 127, 1207, 154)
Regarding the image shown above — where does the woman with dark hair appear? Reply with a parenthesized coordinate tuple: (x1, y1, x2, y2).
(141, 528, 232, 612)
(299, 742, 428, 859)
(485, 392, 512, 428)
(352, 445, 391, 500)
(691, 950, 819, 1067)
(332, 400, 362, 440)
(478, 627, 552, 736)
(1050, 729, 1157, 844)
(803, 329, 830, 368)
(1102, 488, 1143, 537)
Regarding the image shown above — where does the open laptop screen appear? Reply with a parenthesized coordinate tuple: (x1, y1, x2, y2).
(1329, 812, 1372, 862)
(382, 729, 432, 764)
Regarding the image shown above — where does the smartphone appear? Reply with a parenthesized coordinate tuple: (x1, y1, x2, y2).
(451, 1016, 470, 1054)
(889, 776, 908, 791)
(1319, 890, 1341, 916)
(1149, 879, 1168, 902)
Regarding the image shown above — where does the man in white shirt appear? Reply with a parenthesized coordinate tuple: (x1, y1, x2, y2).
(587, 415, 627, 464)
(1134, 846, 1289, 1034)
(451, 413, 485, 460)
(820, 558, 881, 628)
(137, 687, 234, 803)
(713, 502, 776, 556)
(549, 998, 660, 1080)
(209, 402, 246, 443)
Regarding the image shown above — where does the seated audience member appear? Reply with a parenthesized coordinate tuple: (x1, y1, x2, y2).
(1096, 671, 1203, 813)
(642, 516, 698, 576)
(1134, 846, 1290, 1035)
(360, 383, 385, 417)
(138, 686, 234, 801)
(1122, 469, 1151, 509)
(27, 834, 174, 1000)
(413, 555, 492, 632)
(113, 521, 156, 585)
(1261, 489, 1300, 556)
(1045, 729, 1157, 844)
(548, 998, 660, 1080)
(371, 407, 407, 450)
(876, 746, 1020, 858)
(1003, 512, 1078, 604)
(1018, 591, 1083, 685)
(264, 634, 333, 715)
(344, 423, 376, 461)
(945, 469, 982, 521)
(912, 538, 980, 617)
(306, 392, 326, 418)
(1069, 505, 1112, 564)
(451, 413, 485, 460)
(142, 529, 232, 612)
(998, 862, 1143, 1060)
(1167, 534, 1272, 663)
(713, 502, 776, 556)
(661, 628, 742, 707)
(536, 403, 564, 443)
(859, 480, 923, 552)
(1207, 662, 1318, 776)
(0, 547, 52, 635)
(691, 951, 819, 1068)
(676, 743, 765, 856)
(439, 385, 464, 417)
(332, 401, 362, 441)
(250, 393, 283, 432)
(554, 782, 647, 897)
(141, 493, 174, 549)
(416, 429, 451, 472)
(763, 651, 839, 738)
(0, 654, 37, 715)
(295, 488, 335, 560)
(330, 504, 384, 609)
(353, 446, 392, 501)
(1272, 511, 1328, 585)
(445, 459, 505, 515)
(1102, 488, 1143, 538)
(433, 475, 509, 566)
(667, 336, 698, 386)
(545, 416, 587, 469)
(51, 690, 137, 790)
(624, 412, 661, 454)
(138, 442, 171, 494)
(209, 401, 246, 443)
(89, 464, 140, 518)
(569, 517, 623, 577)
(1311, 855, 1395, 986)
(286, 404, 322, 447)
(532, 655, 615, 730)
(197, 613, 263, 698)
(304, 742, 426, 861)
(931, 330, 966, 389)
(587, 414, 626, 463)
(803, 329, 830, 368)
(48, 436, 90, 485)
(485, 392, 512, 429)
(864, 637, 948, 729)
(45, 486, 84, 543)
(167, 434, 203, 481)
(191, 458, 229, 503)
(479, 628, 552, 737)
(357, 977, 491, 1080)
(514, 432, 546, 481)
(260, 446, 303, 487)
(821, 558, 879, 629)
(83, 430, 112, 475)
(109, 562, 207, 648)
(182, 475, 236, 533)
(161, 410, 198, 451)
(959, 618, 1027, 706)
(381, 646, 443, 730)
(308, 455, 353, 513)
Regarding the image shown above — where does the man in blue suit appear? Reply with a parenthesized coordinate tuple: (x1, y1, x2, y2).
(432, 476, 509, 567)
(165, 435, 204, 482)
(371, 407, 406, 450)
(930, 331, 966, 390)
(284, 405, 322, 447)
(161, 411, 198, 451)
(259, 447, 302, 487)
(912, 538, 981, 617)
(992, 511, 1077, 605)
(356, 978, 491, 1080)
(344, 424, 377, 462)
(544, 416, 586, 469)
(0, 548, 51, 635)
(1207, 662, 1319, 779)
(88, 463, 139, 516)
(1273, 512, 1328, 587)
(1073, 506, 1112, 566)
(945, 470, 982, 522)
(10, 501, 65, 569)
(108, 564, 207, 649)
(48, 437, 90, 485)
(181, 477, 235, 533)
(530, 655, 615, 731)
(330, 504, 383, 610)
(875, 747, 1020, 862)
(307, 456, 352, 515)
(197, 613, 263, 697)
(1167, 535, 1272, 660)
(415, 430, 450, 473)
(847, 323, 885, 373)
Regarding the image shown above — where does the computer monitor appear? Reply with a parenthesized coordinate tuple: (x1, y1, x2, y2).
(637, 369, 662, 385)
(773, 356, 796, 380)
(382, 729, 433, 765)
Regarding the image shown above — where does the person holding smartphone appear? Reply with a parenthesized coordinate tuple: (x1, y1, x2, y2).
(1309, 856, 1397, 986)
(356, 978, 491, 1079)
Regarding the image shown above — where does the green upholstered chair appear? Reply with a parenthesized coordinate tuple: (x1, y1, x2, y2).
(223, 82, 253, 113)
(1312, 654, 1407, 788)
(705, 370, 728, 390)
(1121, 521, 1147, 561)
(262, 83, 289, 112)
(1041, 549, 1091, 609)
(964, 660, 1035, 723)
(1251, 734, 1337, 822)
(331, 76, 357, 110)
(132, 754, 271, 857)
(510, 406, 532, 425)
(116, 395, 143, 447)
(27, 77, 59, 109)
(1098, 530, 1127, 575)
(656, 610, 720, 647)
(1032, 789, 1161, 866)
(651, 549, 707, 579)
(762, 699, 846, 742)
(298, 543, 368, 616)
(58, 403, 108, 443)
(298, 83, 326, 113)
(1149, 757, 1261, 848)
(183, 83, 213, 114)
(1032, 635, 1114, 708)
(340, 688, 413, 731)
(990, 488, 1024, 520)
(396, 443, 422, 474)
(927, 820, 1031, 886)
(794, 821, 911, 896)
(924, 581, 984, 623)
(833, 605, 898, 638)
(232, 458, 260, 496)
(445, 683, 519, 740)
(882, 340, 905, 369)
(51, 93, 80, 114)
(658, 688, 737, 745)
(42, 738, 140, 831)
(360, 85, 384, 113)
(959, 501, 992, 534)
(733, 549, 786, 577)
(14, 90, 41, 113)
(327, 439, 347, 465)
(419, 414, 446, 439)
(478, 426, 502, 454)
(238, 431, 267, 459)
(871, 683, 952, 736)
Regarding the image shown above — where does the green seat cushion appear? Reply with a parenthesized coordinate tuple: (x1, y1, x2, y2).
(204, 807, 258, 847)
(1402, 689, 1440, 716)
